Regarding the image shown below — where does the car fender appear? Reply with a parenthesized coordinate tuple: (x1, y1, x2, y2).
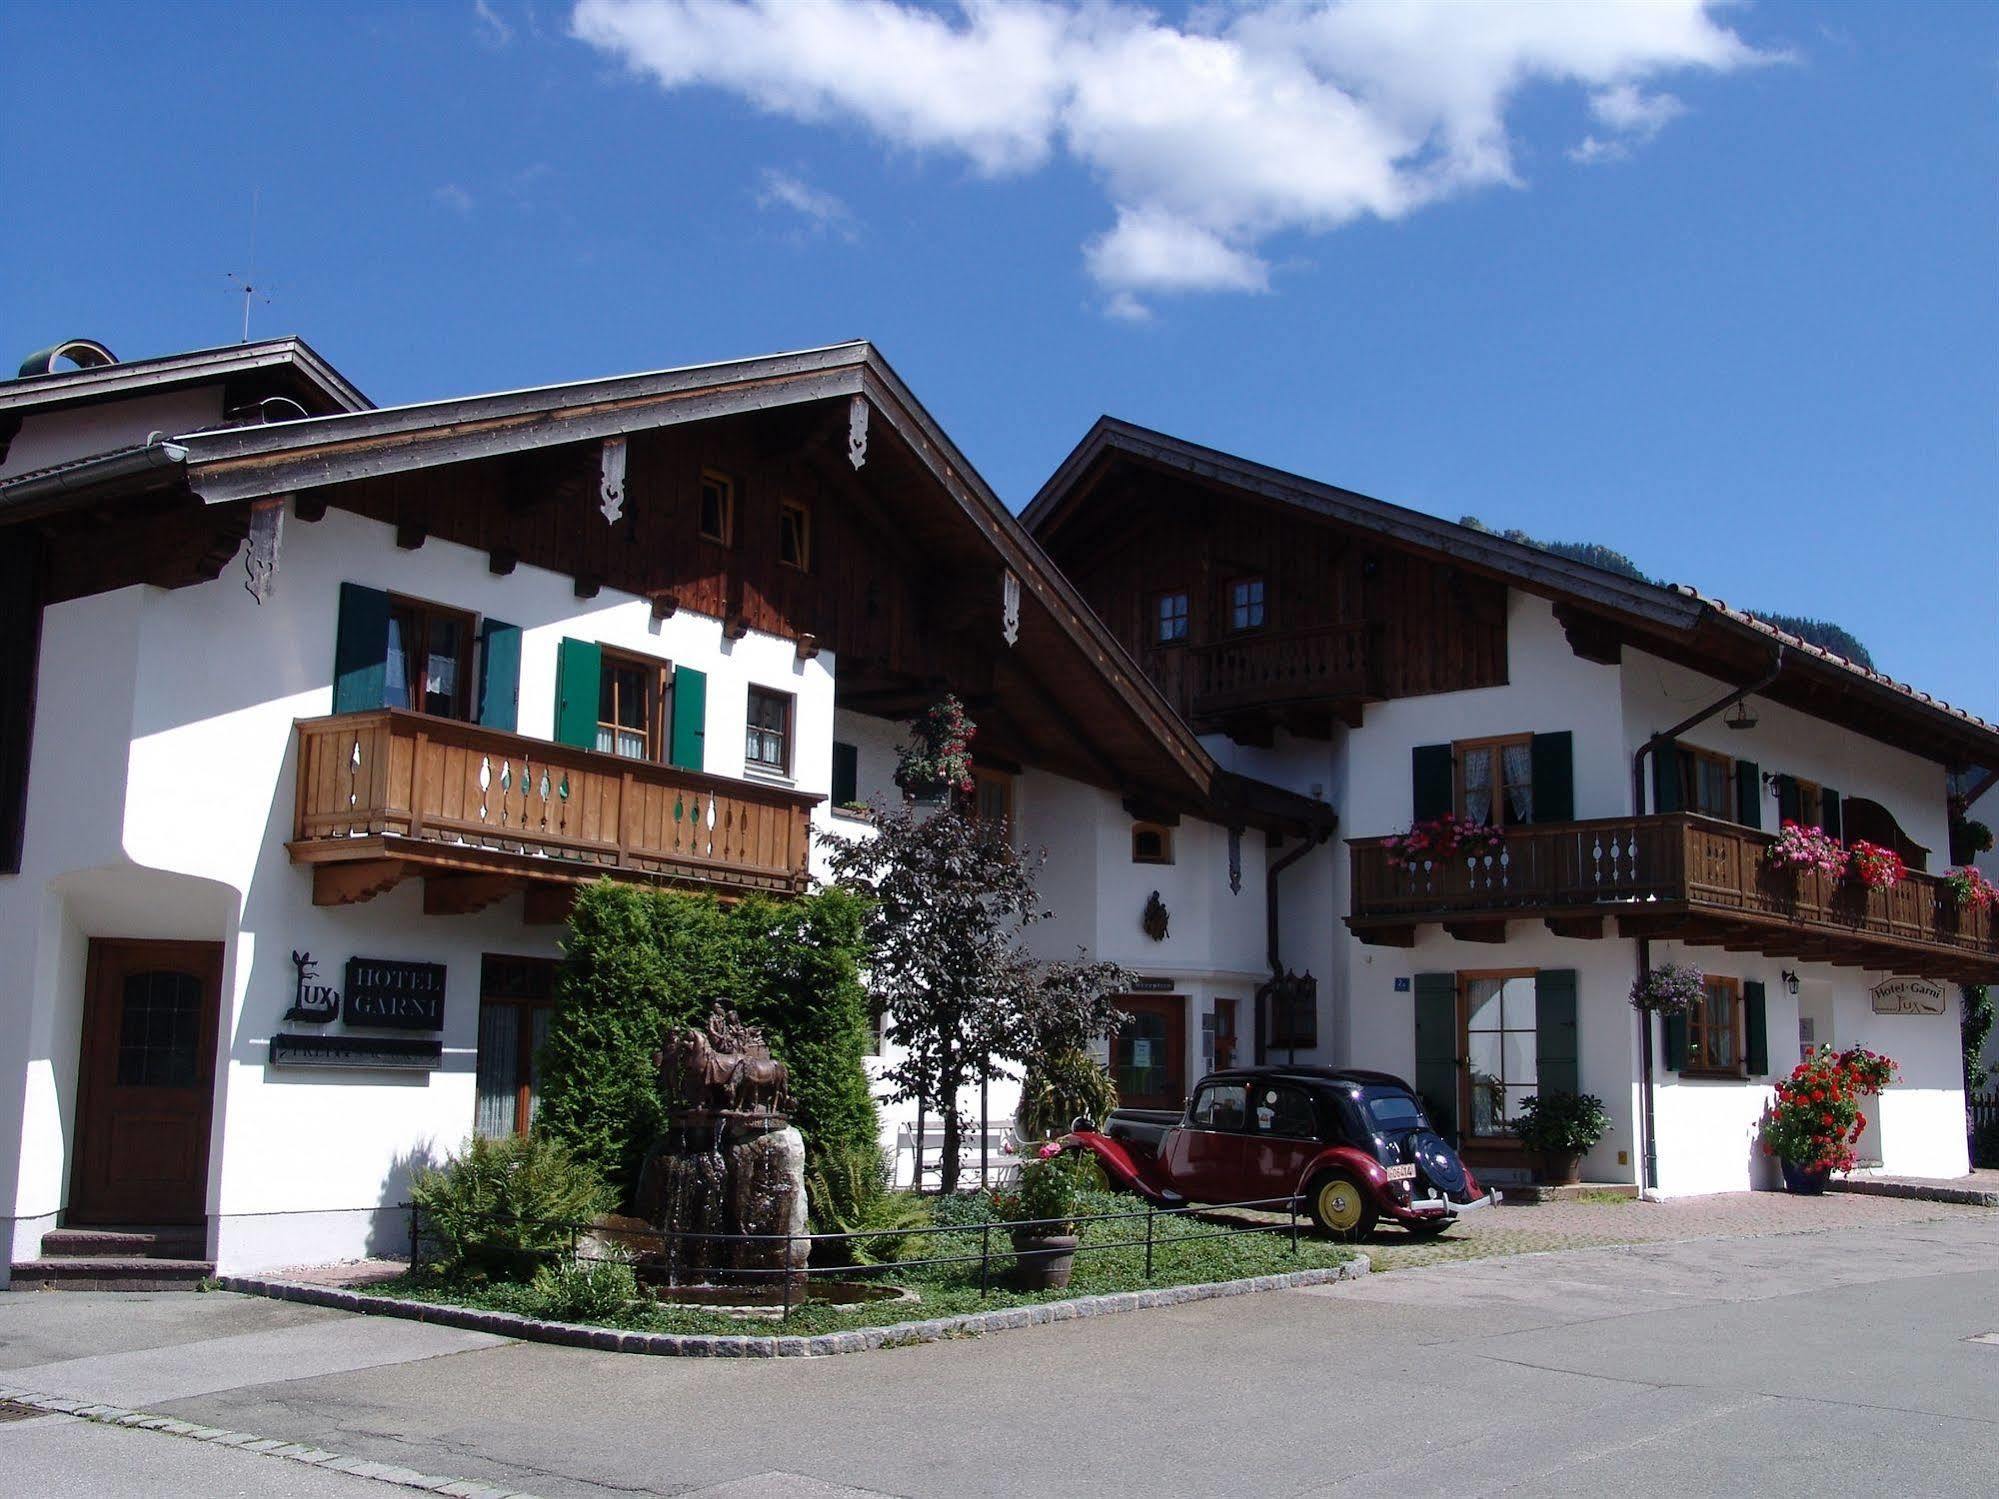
(1296, 1145, 1390, 1199)
(1062, 1131, 1173, 1204)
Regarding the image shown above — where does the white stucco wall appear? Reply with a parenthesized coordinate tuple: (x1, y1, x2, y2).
(1622, 649, 1952, 855)
(1, 388, 226, 479)
(1, 497, 844, 1273)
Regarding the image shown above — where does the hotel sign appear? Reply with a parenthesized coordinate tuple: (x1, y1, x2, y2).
(1869, 977, 1946, 1016)
(342, 957, 448, 1030)
(270, 1033, 443, 1070)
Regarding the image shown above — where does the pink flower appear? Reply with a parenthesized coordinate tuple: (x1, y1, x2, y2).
(1036, 1141, 1063, 1160)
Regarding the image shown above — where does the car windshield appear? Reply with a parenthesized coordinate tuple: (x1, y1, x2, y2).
(1361, 1089, 1426, 1132)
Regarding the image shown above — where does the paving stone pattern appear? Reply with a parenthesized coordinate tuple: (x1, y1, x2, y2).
(1353, 1188, 1991, 1272)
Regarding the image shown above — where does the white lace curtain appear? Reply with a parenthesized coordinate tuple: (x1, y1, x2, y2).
(1462, 746, 1494, 824)
(1461, 743, 1534, 826)
(1502, 741, 1534, 824)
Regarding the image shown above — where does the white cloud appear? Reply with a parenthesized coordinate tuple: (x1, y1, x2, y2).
(433, 183, 476, 215)
(572, 0, 1773, 315)
(474, 0, 514, 46)
(756, 167, 858, 240)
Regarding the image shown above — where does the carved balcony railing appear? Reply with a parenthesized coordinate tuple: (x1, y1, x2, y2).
(290, 709, 818, 911)
(1187, 623, 1373, 718)
(1348, 813, 1998, 982)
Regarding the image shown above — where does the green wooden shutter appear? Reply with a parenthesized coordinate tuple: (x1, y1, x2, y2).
(1774, 773, 1800, 825)
(669, 665, 707, 771)
(831, 740, 858, 805)
(1413, 973, 1459, 1140)
(332, 582, 391, 713)
(554, 638, 601, 749)
(1743, 980, 1769, 1076)
(1535, 969, 1580, 1097)
(1734, 759, 1761, 829)
(476, 620, 521, 732)
(1662, 1009, 1688, 1071)
(1651, 740, 1683, 813)
(1531, 732, 1574, 823)
(1820, 788, 1842, 840)
(1412, 744, 1454, 822)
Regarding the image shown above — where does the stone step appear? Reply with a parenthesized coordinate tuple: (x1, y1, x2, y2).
(38, 1226, 206, 1260)
(9, 1256, 216, 1292)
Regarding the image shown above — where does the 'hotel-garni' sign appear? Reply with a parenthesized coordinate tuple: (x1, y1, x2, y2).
(342, 957, 447, 1030)
(1869, 977, 1946, 1016)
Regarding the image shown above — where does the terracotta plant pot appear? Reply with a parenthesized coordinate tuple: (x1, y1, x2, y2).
(1534, 1150, 1583, 1186)
(1009, 1231, 1079, 1291)
(1780, 1160, 1829, 1196)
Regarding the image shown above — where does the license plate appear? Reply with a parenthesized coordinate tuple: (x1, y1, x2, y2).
(1384, 1163, 1416, 1181)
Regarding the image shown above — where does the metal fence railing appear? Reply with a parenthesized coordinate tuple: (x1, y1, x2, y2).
(406, 1193, 1307, 1320)
(1972, 1092, 1998, 1166)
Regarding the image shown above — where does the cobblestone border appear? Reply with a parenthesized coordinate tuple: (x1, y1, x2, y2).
(0, 1385, 539, 1497)
(219, 1254, 1368, 1358)
(1829, 1177, 1999, 1208)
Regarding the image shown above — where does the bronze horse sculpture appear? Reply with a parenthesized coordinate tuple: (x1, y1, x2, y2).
(658, 1005, 790, 1115)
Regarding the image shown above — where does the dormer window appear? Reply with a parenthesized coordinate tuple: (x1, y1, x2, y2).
(1228, 577, 1266, 632)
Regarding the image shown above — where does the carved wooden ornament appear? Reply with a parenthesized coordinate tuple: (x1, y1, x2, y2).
(599, 437, 628, 524)
(847, 395, 869, 470)
(1002, 569, 1021, 647)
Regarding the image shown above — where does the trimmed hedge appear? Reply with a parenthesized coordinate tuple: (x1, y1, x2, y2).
(534, 882, 878, 1203)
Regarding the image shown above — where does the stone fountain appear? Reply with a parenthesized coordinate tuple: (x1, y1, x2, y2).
(635, 1005, 808, 1295)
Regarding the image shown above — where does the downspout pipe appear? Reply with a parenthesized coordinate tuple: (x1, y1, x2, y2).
(1629, 645, 1784, 1194)
(1259, 817, 1333, 1066)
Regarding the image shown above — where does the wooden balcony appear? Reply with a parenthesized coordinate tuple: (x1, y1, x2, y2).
(289, 710, 819, 917)
(1188, 623, 1374, 718)
(1348, 813, 1999, 984)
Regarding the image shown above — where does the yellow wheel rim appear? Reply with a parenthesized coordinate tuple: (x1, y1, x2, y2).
(1318, 1179, 1363, 1232)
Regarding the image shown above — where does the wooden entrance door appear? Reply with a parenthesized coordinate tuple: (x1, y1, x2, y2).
(69, 939, 223, 1226)
(1111, 994, 1187, 1112)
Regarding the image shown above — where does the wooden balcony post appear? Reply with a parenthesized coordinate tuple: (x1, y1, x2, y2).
(408, 730, 428, 840)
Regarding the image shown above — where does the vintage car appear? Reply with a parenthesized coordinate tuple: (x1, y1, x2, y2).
(1065, 1065, 1496, 1238)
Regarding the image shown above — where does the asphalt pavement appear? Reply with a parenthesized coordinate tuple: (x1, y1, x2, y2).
(2, 1206, 1995, 1498)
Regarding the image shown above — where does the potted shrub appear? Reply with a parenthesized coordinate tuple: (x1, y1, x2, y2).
(1758, 1044, 1897, 1193)
(1629, 961, 1704, 1017)
(1509, 1092, 1610, 1184)
(1948, 816, 1993, 867)
(993, 1143, 1087, 1290)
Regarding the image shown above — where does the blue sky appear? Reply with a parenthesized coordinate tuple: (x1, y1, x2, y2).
(4, 1, 1993, 719)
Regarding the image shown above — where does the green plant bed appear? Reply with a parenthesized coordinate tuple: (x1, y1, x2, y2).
(360, 1191, 1353, 1338)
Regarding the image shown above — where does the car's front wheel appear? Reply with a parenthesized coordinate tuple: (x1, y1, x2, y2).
(1306, 1171, 1377, 1240)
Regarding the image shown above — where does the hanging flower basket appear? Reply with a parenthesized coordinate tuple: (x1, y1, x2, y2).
(1629, 961, 1704, 1017)
(893, 694, 977, 800)
(1844, 840, 1906, 891)
(1944, 865, 1998, 913)
(1383, 814, 1508, 868)
(1764, 820, 1847, 881)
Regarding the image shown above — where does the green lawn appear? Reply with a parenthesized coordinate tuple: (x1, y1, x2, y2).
(361, 1191, 1352, 1337)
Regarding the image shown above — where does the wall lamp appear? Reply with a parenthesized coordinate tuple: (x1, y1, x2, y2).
(1780, 969, 1800, 995)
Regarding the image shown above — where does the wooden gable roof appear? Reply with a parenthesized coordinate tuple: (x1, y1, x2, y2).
(1027, 417, 1999, 773)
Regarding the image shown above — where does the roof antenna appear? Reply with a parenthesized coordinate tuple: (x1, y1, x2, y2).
(226, 188, 273, 343)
